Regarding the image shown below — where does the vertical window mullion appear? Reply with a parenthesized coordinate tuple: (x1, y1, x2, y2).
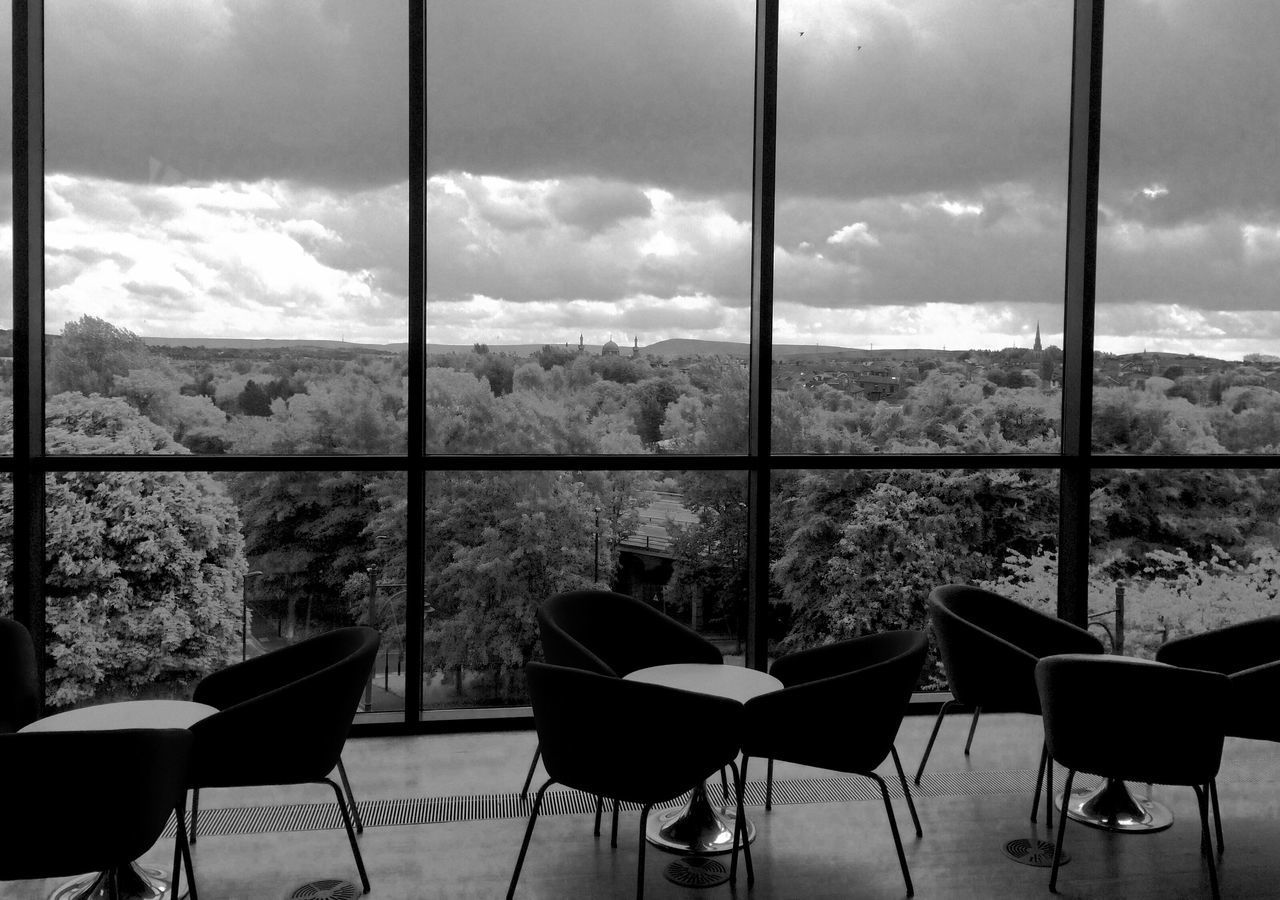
(1058, 0, 1105, 627)
(405, 0, 426, 723)
(746, 0, 778, 670)
(12, 0, 46, 687)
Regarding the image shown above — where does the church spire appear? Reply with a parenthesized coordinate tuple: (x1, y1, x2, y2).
(1033, 321, 1042, 353)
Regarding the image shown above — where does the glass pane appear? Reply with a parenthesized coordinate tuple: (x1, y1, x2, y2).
(1096, 3, 1280, 453)
(1089, 468, 1280, 659)
(421, 470, 747, 713)
(772, 0, 1071, 452)
(426, 0, 754, 454)
(35, 460, 402, 712)
(771, 468, 1060, 688)
(44, 0, 409, 455)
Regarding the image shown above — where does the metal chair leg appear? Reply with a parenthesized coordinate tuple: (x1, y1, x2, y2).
(594, 794, 604, 837)
(1031, 742, 1048, 823)
(326, 778, 370, 893)
(1210, 778, 1224, 854)
(336, 755, 364, 834)
(1049, 769, 1075, 893)
(731, 756, 754, 887)
(1046, 749, 1054, 830)
(636, 802, 654, 900)
(507, 779, 550, 900)
(890, 745, 923, 838)
(963, 705, 982, 755)
(914, 698, 957, 784)
(869, 771, 913, 897)
(721, 766, 730, 803)
(190, 787, 200, 844)
(520, 742, 541, 800)
(1194, 784, 1221, 900)
(611, 797, 620, 849)
(765, 757, 774, 811)
(173, 797, 199, 900)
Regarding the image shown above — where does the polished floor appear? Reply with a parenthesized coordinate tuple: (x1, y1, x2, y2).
(6, 711, 1280, 899)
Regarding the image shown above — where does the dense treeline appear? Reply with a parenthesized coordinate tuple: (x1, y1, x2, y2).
(2, 315, 1277, 705)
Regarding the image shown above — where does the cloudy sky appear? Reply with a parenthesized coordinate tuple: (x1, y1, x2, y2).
(6, 0, 1279, 357)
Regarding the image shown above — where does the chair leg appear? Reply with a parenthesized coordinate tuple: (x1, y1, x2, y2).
(721, 766, 730, 803)
(594, 794, 604, 837)
(914, 698, 957, 784)
(867, 772, 913, 897)
(765, 757, 775, 811)
(1210, 778, 1224, 855)
(890, 745, 923, 838)
(731, 756, 754, 887)
(520, 742, 541, 801)
(611, 797, 620, 849)
(1194, 784, 1221, 900)
(190, 787, 200, 844)
(1045, 746, 1054, 830)
(173, 797, 199, 900)
(1031, 742, 1047, 822)
(636, 802, 654, 900)
(325, 778, 370, 894)
(336, 755, 364, 834)
(1049, 769, 1075, 893)
(963, 705, 982, 755)
(508, 779, 550, 900)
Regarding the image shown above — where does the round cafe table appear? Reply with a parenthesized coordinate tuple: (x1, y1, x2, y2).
(20, 700, 218, 900)
(623, 663, 782, 855)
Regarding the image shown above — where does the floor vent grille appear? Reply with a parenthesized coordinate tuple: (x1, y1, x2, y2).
(169, 767, 1044, 838)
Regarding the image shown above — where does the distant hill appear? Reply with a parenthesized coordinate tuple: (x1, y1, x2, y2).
(134, 334, 971, 362)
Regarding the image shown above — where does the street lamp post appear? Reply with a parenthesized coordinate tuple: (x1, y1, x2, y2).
(593, 506, 602, 583)
(242, 570, 265, 661)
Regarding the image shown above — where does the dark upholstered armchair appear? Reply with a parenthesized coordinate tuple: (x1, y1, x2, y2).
(917, 585, 1104, 825)
(509, 661, 746, 900)
(1036, 654, 1228, 898)
(734, 630, 927, 896)
(0, 617, 40, 734)
(188, 626, 380, 893)
(521, 588, 723, 814)
(1, 729, 197, 900)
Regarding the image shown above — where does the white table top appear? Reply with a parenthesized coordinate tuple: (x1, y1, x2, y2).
(624, 663, 782, 703)
(19, 699, 218, 733)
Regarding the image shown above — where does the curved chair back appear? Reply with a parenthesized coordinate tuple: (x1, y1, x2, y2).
(538, 589, 721, 677)
(525, 661, 741, 805)
(191, 626, 381, 786)
(1036, 654, 1228, 786)
(929, 585, 1103, 714)
(744, 631, 927, 773)
(0, 728, 192, 880)
(1156, 615, 1280, 742)
(0, 617, 40, 733)
(1156, 615, 1280, 674)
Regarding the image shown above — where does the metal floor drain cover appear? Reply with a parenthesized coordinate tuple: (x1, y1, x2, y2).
(664, 856, 730, 888)
(1003, 837, 1069, 868)
(289, 880, 361, 899)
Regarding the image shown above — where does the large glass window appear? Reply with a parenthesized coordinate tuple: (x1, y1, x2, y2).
(44, 0, 409, 455)
(1089, 468, 1280, 658)
(7, 1, 1277, 732)
(1096, 1, 1280, 454)
(426, 0, 754, 455)
(772, 0, 1071, 452)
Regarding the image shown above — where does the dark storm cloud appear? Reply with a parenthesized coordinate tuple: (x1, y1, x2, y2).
(41, 0, 408, 189)
(547, 181, 653, 234)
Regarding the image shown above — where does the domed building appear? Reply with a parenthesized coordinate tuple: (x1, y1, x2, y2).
(601, 338, 620, 357)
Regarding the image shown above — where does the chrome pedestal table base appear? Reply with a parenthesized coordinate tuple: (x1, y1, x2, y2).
(49, 862, 187, 900)
(645, 781, 754, 855)
(1060, 777, 1173, 833)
